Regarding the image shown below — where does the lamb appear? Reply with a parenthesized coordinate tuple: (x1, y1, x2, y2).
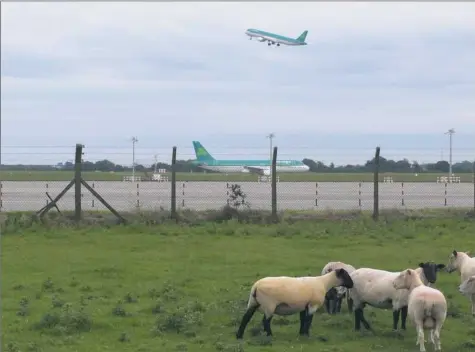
(445, 250, 475, 315)
(392, 268, 447, 352)
(235, 268, 354, 339)
(348, 261, 446, 331)
(321, 261, 356, 314)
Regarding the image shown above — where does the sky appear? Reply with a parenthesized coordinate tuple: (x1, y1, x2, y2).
(1, 1, 475, 166)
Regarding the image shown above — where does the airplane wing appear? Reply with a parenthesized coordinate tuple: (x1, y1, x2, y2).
(244, 166, 271, 176)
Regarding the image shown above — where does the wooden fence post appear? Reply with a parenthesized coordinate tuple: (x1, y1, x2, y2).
(74, 144, 83, 222)
(171, 146, 177, 219)
(372, 146, 380, 221)
(271, 146, 278, 221)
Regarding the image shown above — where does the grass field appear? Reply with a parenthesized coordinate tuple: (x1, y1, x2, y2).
(2, 215, 475, 352)
(1, 170, 473, 182)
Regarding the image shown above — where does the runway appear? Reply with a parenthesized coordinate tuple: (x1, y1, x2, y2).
(0, 181, 473, 212)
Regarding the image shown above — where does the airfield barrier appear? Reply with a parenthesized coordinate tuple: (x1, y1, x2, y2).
(0, 144, 474, 221)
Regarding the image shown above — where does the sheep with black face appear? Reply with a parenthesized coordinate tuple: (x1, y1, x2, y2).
(236, 268, 354, 339)
(349, 261, 445, 332)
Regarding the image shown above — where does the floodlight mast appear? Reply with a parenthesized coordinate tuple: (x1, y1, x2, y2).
(444, 129, 455, 178)
(266, 133, 275, 168)
(131, 137, 138, 181)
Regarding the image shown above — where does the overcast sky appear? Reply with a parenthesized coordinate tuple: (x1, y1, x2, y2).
(1, 1, 475, 165)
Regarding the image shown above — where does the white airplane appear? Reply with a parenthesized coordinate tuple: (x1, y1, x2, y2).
(245, 28, 308, 47)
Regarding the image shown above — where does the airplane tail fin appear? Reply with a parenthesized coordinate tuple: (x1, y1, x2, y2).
(192, 141, 215, 161)
(296, 30, 308, 43)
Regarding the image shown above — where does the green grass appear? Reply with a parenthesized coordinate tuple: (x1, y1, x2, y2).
(1, 170, 473, 182)
(2, 215, 475, 352)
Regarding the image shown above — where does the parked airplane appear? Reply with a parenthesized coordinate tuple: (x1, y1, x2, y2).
(245, 28, 308, 46)
(191, 141, 309, 176)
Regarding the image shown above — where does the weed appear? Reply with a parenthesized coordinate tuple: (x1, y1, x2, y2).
(33, 303, 92, 335)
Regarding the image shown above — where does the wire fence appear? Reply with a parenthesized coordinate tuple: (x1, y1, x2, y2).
(0, 144, 474, 221)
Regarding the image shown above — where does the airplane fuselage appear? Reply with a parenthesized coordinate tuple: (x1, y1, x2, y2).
(199, 165, 308, 173)
(245, 29, 307, 47)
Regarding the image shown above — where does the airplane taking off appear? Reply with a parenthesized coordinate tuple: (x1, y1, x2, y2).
(245, 28, 308, 47)
(191, 141, 309, 176)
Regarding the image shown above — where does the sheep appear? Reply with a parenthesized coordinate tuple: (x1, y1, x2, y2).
(321, 261, 356, 314)
(459, 275, 475, 296)
(348, 261, 446, 331)
(392, 268, 447, 352)
(445, 250, 475, 315)
(235, 268, 354, 339)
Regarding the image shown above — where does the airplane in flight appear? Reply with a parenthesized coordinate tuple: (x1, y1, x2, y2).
(245, 28, 308, 47)
(191, 141, 310, 176)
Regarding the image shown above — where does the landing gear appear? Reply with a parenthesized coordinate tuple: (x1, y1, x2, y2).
(267, 42, 271, 46)
(277, 43, 280, 47)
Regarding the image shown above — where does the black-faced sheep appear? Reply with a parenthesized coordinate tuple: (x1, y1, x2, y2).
(321, 261, 356, 314)
(348, 261, 445, 331)
(235, 268, 354, 339)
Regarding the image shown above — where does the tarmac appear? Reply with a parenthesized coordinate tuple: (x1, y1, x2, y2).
(0, 181, 473, 212)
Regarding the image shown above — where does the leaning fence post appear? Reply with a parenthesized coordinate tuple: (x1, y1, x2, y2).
(74, 143, 83, 222)
(171, 146, 177, 219)
(472, 160, 475, 213)
(271, 146, 278, 221)
(372, 146, 380, 221)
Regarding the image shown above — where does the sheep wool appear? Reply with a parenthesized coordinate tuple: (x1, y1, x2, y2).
(393, 268, 447, 352)
(446, 250, 475, 315)
(349, 262, 445, 331)
(235, 268, 354, 339)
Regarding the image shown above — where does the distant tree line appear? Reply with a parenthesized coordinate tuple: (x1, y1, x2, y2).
(1, 156, 473, 173)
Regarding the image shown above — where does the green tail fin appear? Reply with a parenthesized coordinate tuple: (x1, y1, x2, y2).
(192, 141, 215, 161)
(296, 30, 308, 43)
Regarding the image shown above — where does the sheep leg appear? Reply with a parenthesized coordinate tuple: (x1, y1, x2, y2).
(324, 298, 331, 314)
(299, 305, 313, 336)
(433, 322, 443, 351)
(392, 309, 400, 330)
(299, 310, 307, 335)
(355, 307, 372, 331)
(236, 304, 259, 339)
(347, 297, 354, 313)
(335, 297, 343, 313)
(471, 294, 475, 315)
(429, 329, 435, 346)
(304, 314, 314, 335)
(400, 306, 408, 330)
(415, 323, 426, 352)
(262, 315, 273, 336)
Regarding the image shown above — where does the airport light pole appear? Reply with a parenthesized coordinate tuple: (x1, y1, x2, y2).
(132, 137, 138, 181)
(444, 128, 455, 177)
(266, 133, 275, 167)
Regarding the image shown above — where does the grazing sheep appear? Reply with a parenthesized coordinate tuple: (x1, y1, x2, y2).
(349, 261, 446, 331)
(460, 275, 475, 296)
(445, 250, 475, 315)
(321, 261, 356, 314)
(393, 268, 447, 352)
(235, 268, 354, 339)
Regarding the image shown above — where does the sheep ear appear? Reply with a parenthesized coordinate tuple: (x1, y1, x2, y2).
(465, 251, 471, 256)
(418, 262, 424, 268)
(437, 264, 446, 270)
(406, 269, 412, 275)
(453, 250, 457, 257)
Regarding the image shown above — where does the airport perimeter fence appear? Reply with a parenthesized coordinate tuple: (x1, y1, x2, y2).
(0, 144, 474, 223)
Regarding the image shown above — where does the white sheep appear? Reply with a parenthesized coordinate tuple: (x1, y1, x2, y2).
(393, 268, 447, 352)
(445, 250, 475, 315)
(235, 268, 354, 339)
(321, 261, 356, 314)
(348, 261, 446, 331)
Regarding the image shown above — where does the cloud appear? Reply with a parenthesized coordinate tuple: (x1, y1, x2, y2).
(1, 1, 475, 164)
